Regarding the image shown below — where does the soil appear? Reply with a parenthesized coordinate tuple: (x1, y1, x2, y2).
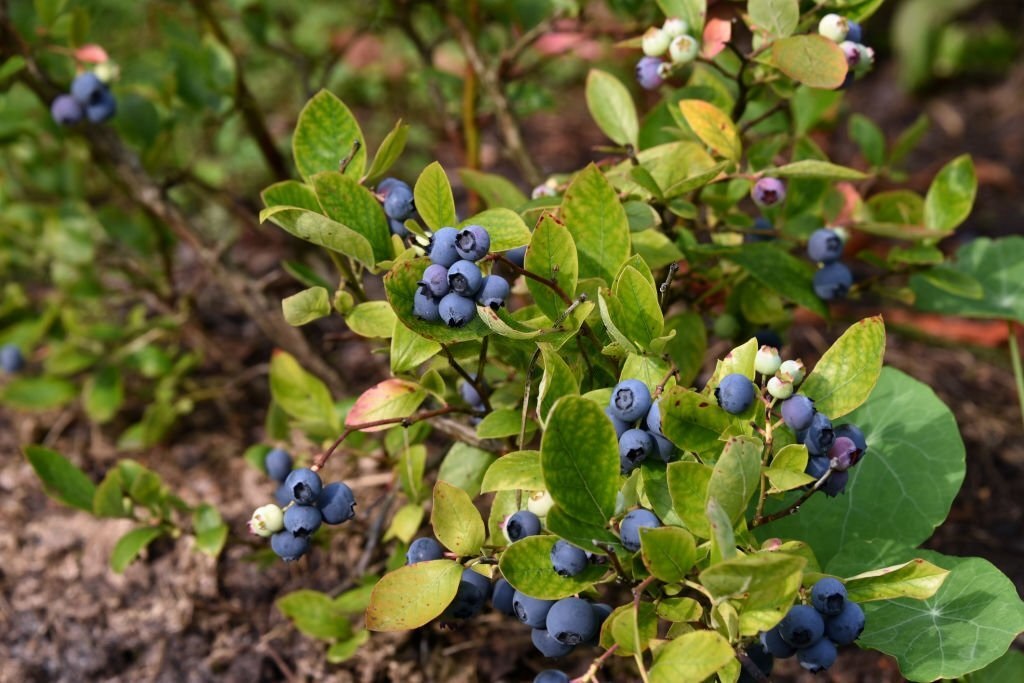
(2, 9, 1023, 683)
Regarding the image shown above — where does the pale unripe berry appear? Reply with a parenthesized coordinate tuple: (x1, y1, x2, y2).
(249, 504, 284, 537)
(778, 359, 806, 385)
(755, 346, 782, 376)
(855, 44, 875, 72)
(767, 376, 794, 400)
(527, 490, 555, 517)
(839, 41, 861, 69)
(818, 14, 849, 42)
(669, 35, 699, 65)
(662, 18, 689, 39)
(642, 27, 671, 57)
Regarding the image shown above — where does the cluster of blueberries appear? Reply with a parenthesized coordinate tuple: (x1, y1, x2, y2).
(635, 17, 700, 90)
(808, 227, 854, 301)
(50, 72, 117, 126)
(818, 14, 875, 88)
(248, 448, 356, 561)
(760, 578, 866, 672)
(780, 392, 868, 497)
(604, 379, 678, 474)
(0, 343, 24, 373)
(376, 178, 415, 237)
(413, 223, 511, 327)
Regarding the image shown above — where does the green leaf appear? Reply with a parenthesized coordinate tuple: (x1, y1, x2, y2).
(639, 526, 697, 583)
(924, 154, 976, 232)
(459, 208, 530, 251)
(431, 481, 485, 556)
(0, 55, 26, 80)
(601, 266, 665, 351)
(843, 558, 949, 602)
(541, 396, 620, 527)
(748, 0, 799, 38)
(765, 444, 813, 492)
(699, 552, 806, 613)
(603, 602, 659, 655)
(365, 560, 463, 631)
(800, 316, 885, 418)
(398, 445, 427, 504)
(476, 408, 535, 439)
(437, 443, 496, 498)
(0, 377, 77, 410)
(277, 589, 353, 641)
(282, 286, 331, 326)
(667, 461, 713, 538)
(585, 69, 639, 148)
(770, 35, 849, 90)
(649, 629, 734, 683)
(770, 159, 868, 180)
(345, 301, 397, 338)
(964, 649, 1024, 683)
(911, 237, 1024, 322)
(499, 535, 606, 599)
(561, 164, 631, 284)
(292, 90, 366, 181)
(678, 99, 741, 162)
(192, 504, 228, 556)
(260, 206, 376, 270)
(761, 368, 964, 566)
(326, 629, 370, 663)
(656, 0, 707, 32)
(480, 450, 544, 492)
(707, 436, 762, 527)
(384, 258, 489, 342)
(849, 113, 886, 168)
(111, 526, 165, 573)
(458, 168, 528, 209)
(93, 469, 129, 518)
(25, 446, 96, 512)
(661, 386, 737, 455)
(524, 214, 579, 322)
(722, 243, 827, 317)
(385, 503, 425, 543)
(365, 119, 409, 183)
(346, 379, 425, 431)
(539, 346, 579, 425)
(545, 504, 620, 555)
(312, 171, 391, 263)
(664, 313, 707, 386)
(390, 321, 441, 373)
(414, 161, 457, 231)
(83, 365, 123, 423)
(269, 351, 337, 430)
(706, 497, 737, 562)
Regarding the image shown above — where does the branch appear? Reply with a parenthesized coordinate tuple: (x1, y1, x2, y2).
(440, 343, 492, 412)
(751, 467, 835, 528)
(573, 644, 620, 683)
(737, 648, 771, 682)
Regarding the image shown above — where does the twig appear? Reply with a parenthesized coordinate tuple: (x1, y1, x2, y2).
(489, 253, 572, 305)
(632, 575, 656, 683)
(353, 492, 396, 577)
(658, 262, 679, 309)
(653, 365, 679, 399)
(573, 644, 620, 683)
(519, 348, 542, 449)
(752, 468, 834, 528)
(740, 101, 787, 134)
(441, 343, 492, 412)
(737, 649, 771, 682)
(1008, 321, 1024, 429)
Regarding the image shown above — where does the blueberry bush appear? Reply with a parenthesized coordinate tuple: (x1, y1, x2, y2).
(3, 0, 1023, 680)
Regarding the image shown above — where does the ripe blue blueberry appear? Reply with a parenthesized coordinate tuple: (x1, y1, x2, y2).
(760, 626, 796, 658)
(283, 468, 323, 505)
(447, 260, 484, 296)
(382, 181, 415, 221)
(512, 590, 556, 628)
(823, 470, 849, 497)
(604, 406, 630, 439)
(739, 642, 774, 683)
(807, 228, 844, 264)
(550, 540, 589, 577)
(428, 227, 461, 267)
(406, 537, 445, 564)
(635, 56, 665, 90)
(437, 292, 476, 327)
(283, 504, 323, 537)
(826, 599, 865, 645)
(781, 395, 816, 431)
(270, 530, 310, 561)
(492, 577, 516, 615)
(71, 72, 105, 105)
(274, 483, 291, 507)
(585, 603, 614, 646)
(413, 289, 441, 322)
(318, 482, 356, 524)
(797, 637, 838, 673)
(264, 447, 292, 483)
(645, 400, 662, 434)
(462, 567, 492, 601)
(828, 436, 859, 472)
(389, 217, 409, 237)
(811, 577, 848, 616)
(813, 262, 853, 300)
(755, 328, 783, 350)
(546, 597, 598, 645)
(418, 263, 450, 298)
(476, 275, 510, 310)
(85, 87, 116, 123)
(459, 379, 483, 409)
(51, 94, 84, 126)
(455, 224, 490, 261)
(534, 670, 570, 683)
(0, 344, 25, 373)
(651, 433, 677, 463)
(532, 628, 574, 658)
(716, 373, 756, 414)
(804, 412, 835, 456)
(778, 604, 825, 648)
(505, 510, 542, 542)
(835, 423, 867, 456)
(847, 20, 864, 43)
(618, 428, 654, 474)
(506, 246, 527, 267)
(620, 509, 660, 552)
(751, 177, 786, 207)
(805, 455, 830, 480)
(746, 216, 774, 243)
(609, 379, 652, 422)
(443, 568, 491, 619)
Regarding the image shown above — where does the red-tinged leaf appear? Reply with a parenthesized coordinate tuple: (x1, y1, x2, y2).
(702, 18, 732, 59)
(345, 379, 426, 431)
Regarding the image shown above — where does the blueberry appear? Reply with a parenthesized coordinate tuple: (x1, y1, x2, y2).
(462, 567, 492, 601)
(492, 577, 516, 615)
(781, 395, 815, 431)
(620, 509, 660, 552)
(270, 530, 310, 561)
(50, 94, 84, 126)
(318, 482, 356, 524)
(406, 537, 445, 564)
(546, 597, 598, 645)
(459, 379, 483, 409)
(585, 603, 614, 646)
(418, 263, 450, 298)
(746, 217, 774, 243)
(760, 626, 796, 658)
(428, 227, 461, 267)
(804, 412, 835, 456)
(847, 20, 864, 44)
(668, 34, 699, 65)
(778, 604, 825, 648)
(751, 177, 786, 207)
(438, 292, 476, 327)
(609, 379, 652, 422)
(635, 56, 665, 90)
(619, 428, 654, 474)
(70, 72, 105, 105)
(443, 568, 491, 619)
(651, 433, 677, 463)
(283, 504, 323, 537)
(604, 406, 631, 439)
(264, 447, 292, 482)
(383, 181, 415, 221)
(797, 636, 838, 672)
(645, 400, 663, 434)
(476, 275, 510, 310)
(283, 468, 323, 505)
(505, 510, 542, 542)
(828, 436, 859, 472)
(826, 600, 865, 645)
(754, 328, 783, 350)
(0, 344, 25, 373)
(274, 483, 292, 507)
(823, 470, 849, 497)
(85, 87, 116, 123)
(840, 40, 862, 69)
(512, 590, 555, 628)
(455, 224, 490, 261)
(805, 455, 830, 480)
(413, 289, 441, 322)
(811, 577, 848, 616)
(715, 373, 756, 414)
(534, 671, 570, 683)
(532, 628, 575, 658)
(813, 262, 853, 300)
(376, 177, 402, 195)
(835, 423, 867, 456)
(506, 246, 527, 267)
(550, 540, 589, 577)
(807, 228, 844, 264)
(389, 217, 409, 237)
(447, 260, 484, 296)
(739, 642, 774, 683)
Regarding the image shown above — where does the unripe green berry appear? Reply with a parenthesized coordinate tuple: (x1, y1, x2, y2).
(662, 17, 689, 39)
(249, 504, 284, 537)
(854, 44, 875, 72)
(767, 376, 794, 400)
(669, 34, 699, 65)
(818, 13, 849, 42)
(755, 345, 782, 376)
(713, 313, 739, 339)
(642, 27, 671, 57)
(95, 61, 120, 83)
(527, 490, 555, 517)
(778, 359, 806, 385)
